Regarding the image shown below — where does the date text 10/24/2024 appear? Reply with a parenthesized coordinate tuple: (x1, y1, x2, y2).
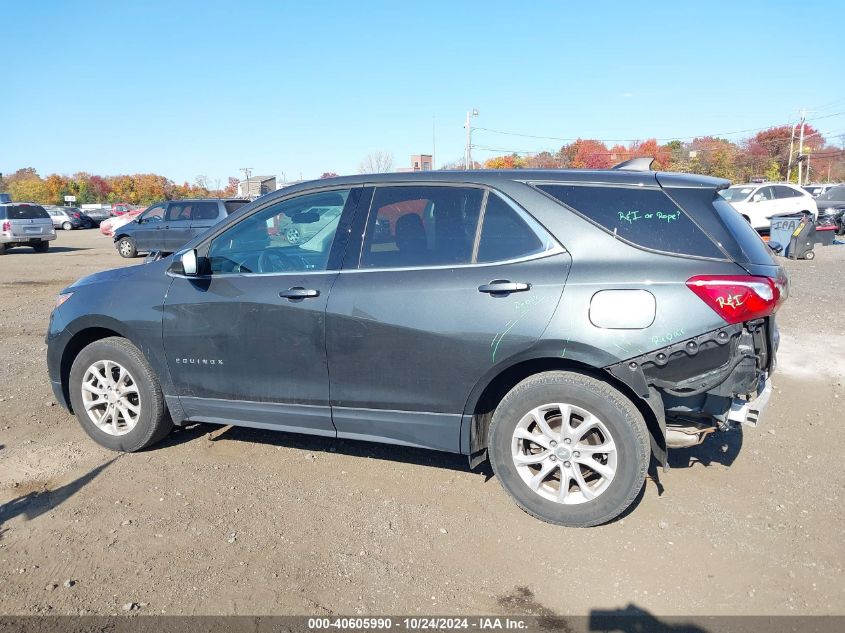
(308, 617, 530, 630)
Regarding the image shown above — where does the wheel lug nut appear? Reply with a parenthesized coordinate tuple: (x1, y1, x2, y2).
(563, 461, 571, 468)
(564, 438, 571, 444)
(574, 451, 580, 458)
(549, 455, 557, 461)
(550, 440, 557, 447)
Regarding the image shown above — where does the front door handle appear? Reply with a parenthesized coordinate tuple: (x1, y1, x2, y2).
(279, 287, 320, 300)
(478, 280, 531, 295)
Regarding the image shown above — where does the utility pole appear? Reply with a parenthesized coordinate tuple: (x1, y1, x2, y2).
(797, 109, 806, 187)
(786, 122, 799, 183)
(432, 115, 436, 171)
(240, 167, 252, 198)
(464, 108, 478, 169)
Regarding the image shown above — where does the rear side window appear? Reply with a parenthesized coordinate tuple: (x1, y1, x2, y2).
(192, 201, 219, 220)
(166, 202, 193, 221)
(360, 186, 484, 268)
(224, 200, 249, 215)
(3, 204, 50, 220)
(535, 184, 724, 258)
(477, 194, 545, 262)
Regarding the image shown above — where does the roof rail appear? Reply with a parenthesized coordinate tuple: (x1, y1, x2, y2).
(612, 157, 654, 171)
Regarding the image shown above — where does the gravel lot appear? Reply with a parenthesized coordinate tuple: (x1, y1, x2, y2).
(0, 229, 843, 617)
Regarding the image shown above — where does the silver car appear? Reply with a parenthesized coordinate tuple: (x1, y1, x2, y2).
(0, 203, 56, 254)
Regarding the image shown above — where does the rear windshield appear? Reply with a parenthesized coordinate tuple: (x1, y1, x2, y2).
(2, 204, 50, 220)
(224, 200, 249, 215)
(534, 184, 725, 259)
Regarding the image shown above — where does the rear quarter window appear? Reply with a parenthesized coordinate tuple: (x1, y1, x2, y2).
(224, 200, 249, 215)
(534, 184, 725, 259)
(4, 204, 50, 220)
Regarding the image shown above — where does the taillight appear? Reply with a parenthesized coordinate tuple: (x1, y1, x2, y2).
(686, 275, 786, 324)
(1, 220, 9, 232)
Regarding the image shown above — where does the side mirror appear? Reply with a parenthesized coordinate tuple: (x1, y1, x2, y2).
(168, 249, 208, 276)
(182, 249, 198, 275)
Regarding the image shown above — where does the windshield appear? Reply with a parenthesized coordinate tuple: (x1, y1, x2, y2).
(817, 185, 845, 202)
(719, 187, 755, 202)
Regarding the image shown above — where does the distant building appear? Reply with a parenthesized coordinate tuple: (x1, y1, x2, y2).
(276, 179, 309, 190)
(238, 175, 277, 198)
(398, 154, 434, 172)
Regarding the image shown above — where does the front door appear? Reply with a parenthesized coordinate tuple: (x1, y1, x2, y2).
(132, 203, 166, 250)
(162, 187, 363, 435)
(326, 185, 569, 452)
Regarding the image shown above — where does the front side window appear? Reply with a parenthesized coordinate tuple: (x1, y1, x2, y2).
(754, 186, 774, 202)
(360, 186, 484, 268)
(140, 204, 165, 223)
(535, 183, 724, 259)
(719, 187, 755, 202)
(208, 189, 351, 274)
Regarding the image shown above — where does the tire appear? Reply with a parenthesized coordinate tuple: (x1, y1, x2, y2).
(32, 241, 49, 253)
(116, 236, 138, 258)
(804, 250, 815, 260)
(488, 371, 650, 527)
(0, 243, 6, 255)
(68, 337, 172, 452)
(62, 221, 73, 231)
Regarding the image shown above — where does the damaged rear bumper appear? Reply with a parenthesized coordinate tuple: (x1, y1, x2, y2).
(727, 372, 772, 428)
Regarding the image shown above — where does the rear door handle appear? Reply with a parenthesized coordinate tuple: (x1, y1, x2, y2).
(478, 280, 531, 294)
(279, 287, 320, 299)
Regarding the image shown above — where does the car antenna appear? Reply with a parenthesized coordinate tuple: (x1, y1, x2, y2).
(612, 157, 654, 171)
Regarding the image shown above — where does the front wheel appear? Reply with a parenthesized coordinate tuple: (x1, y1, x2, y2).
(488, 371, 650, 527)
(116, 236, 138, 258)
(68, 337, 172, 452)
(62, 221, 74, 231)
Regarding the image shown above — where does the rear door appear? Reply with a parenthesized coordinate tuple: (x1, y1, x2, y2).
(326, 185, 568, 452)
(187, 200, 222, 242)
(6, 204, 53, 239)
(162, 201, 194, 252)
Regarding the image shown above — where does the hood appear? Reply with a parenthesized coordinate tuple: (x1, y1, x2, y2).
(817, 199, 845, 212)
(66, 264, 146, 292)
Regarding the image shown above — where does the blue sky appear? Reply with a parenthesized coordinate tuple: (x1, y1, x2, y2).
(2, 0, 844, 184)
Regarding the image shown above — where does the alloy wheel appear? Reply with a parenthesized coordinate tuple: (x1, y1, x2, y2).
(80, 360, 141, 436)
(511, 403, 617, 504)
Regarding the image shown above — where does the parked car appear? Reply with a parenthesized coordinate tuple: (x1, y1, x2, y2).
(719, 182, 817, 231)
(100, 208, 144, 237)
(803, 183, 839, 198)
(0, 202, 56, 254)
(45, 206, 94, 230)
(47, 167, 786, 527)
(815, 184, 845, 234)
(113, 198, 249, 258)
(111, 202, 137, 216)
(0, 192, 11, 204)
(81, 207, 112, 226)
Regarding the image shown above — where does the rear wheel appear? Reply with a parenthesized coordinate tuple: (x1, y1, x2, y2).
(117, 236, 137, 258)
(32, 241, 49, 253)
(68, 337, 172, 452)
(489, 371, 650, 527)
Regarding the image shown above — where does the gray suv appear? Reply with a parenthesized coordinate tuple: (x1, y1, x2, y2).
(48, 166, 785, 526)
(113, 198, 249, 258)
(0, 202, 56, 254)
